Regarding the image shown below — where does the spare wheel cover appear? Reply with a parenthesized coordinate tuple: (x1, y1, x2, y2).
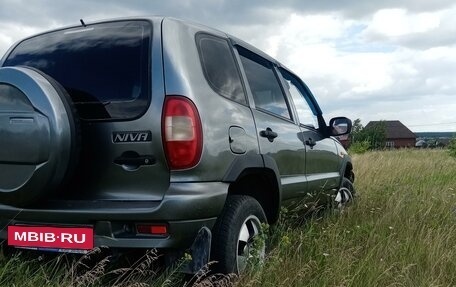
(0, 66, 78, 206)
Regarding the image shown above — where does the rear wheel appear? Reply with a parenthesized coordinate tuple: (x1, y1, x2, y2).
(211, 195, 267, 274)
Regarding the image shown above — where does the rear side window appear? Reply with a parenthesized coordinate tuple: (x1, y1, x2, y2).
(196, 34, 246, 105)
(238, 49, 291, 120)
(4, 21, 151, 120)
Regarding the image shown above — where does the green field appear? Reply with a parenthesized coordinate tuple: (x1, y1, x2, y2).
(1, 149, 455, 286)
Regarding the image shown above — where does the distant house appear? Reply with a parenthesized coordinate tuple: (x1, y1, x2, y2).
(365, 120, 416, 148)
(415, 139, 427, 148)
(415, 132, 454, 148)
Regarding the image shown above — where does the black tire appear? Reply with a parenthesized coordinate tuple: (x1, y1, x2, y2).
(211, 195, 267, 274)
(334, 177, 356, 208)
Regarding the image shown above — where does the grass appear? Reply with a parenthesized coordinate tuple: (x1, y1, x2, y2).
(237, 149, 456, 286)
(1, 149, 455, 286)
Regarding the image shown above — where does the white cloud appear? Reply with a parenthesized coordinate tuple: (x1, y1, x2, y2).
(0, 1, 455, 131)
(363, 5, 456, 49)
(368, 9, 440, 37)
(0, 22, 44, 58)
(234, 10, 456, 131)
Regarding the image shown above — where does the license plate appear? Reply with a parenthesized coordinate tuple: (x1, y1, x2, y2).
(8, 225, 94, 251)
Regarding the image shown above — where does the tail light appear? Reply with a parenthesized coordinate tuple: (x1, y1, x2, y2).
(162, 96, 203, 170)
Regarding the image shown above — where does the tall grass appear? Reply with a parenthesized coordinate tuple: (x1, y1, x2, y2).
(237, 149, 456, 286)
(0, 149, 455, 286)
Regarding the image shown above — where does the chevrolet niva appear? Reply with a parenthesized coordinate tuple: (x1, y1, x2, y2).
(0, 17, 354, 274)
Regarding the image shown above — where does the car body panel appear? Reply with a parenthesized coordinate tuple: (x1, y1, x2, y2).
(0, 16, 353, 250)
(302, 129, 341, 193)
(251, 110, 307, 200)
(161, 18, 260, 182)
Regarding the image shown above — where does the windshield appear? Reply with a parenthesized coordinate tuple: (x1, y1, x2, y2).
(4, 20, 151, 120)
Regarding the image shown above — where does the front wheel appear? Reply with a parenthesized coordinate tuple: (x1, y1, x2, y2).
(335, 177, 355, 208)
(211, 195, 267, 274)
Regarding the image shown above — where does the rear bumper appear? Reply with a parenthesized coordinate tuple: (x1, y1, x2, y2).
(0, 182, 228, 249)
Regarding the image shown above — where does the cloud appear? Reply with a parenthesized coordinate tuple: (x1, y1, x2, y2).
(368, 9, 440, 37)
(0, 0, 455, 131)
(363, 5, 456, 49)
(234, 9, 456, 131)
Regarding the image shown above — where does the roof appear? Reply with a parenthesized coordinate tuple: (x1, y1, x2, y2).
(365, 120, 416, 139)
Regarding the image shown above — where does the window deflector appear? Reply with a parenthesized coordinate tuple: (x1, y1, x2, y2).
(279, 68, 319, 129)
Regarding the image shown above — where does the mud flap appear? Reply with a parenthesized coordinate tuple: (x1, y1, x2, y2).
(182, 226, 212, 274)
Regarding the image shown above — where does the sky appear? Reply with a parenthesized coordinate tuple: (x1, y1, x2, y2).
(0, 0, 455, 132)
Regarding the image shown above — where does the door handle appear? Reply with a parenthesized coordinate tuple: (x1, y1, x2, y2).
(114, 152, 156, 167)
(260, 127, 278, 142)
(305, 138, 316, 148)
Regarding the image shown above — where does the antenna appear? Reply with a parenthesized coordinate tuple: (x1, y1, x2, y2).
(80, 19, 86, 27)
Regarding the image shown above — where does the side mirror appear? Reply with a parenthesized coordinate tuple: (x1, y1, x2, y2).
(329, 117, 352, 136)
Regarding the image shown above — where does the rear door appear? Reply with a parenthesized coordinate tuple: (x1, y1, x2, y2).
(279, 68, 340, 194)
(236, 47, 307, 201)
(2, 20, 170, 201)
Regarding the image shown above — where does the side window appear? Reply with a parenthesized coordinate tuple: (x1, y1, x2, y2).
(238, 49, 291, 120)
(196, 34, 246, 105)
(280, 69, 319, 129)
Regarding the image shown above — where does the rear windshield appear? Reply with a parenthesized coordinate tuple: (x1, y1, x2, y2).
(4, 20, 151, 120)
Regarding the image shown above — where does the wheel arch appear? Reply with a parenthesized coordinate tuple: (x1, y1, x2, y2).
(341, 157, 355, 183)
(223, 155, 282, 224)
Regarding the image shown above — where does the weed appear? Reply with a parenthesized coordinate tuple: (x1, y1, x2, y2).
(448, 137, 456, 158)
(348, 140, 370, 154)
